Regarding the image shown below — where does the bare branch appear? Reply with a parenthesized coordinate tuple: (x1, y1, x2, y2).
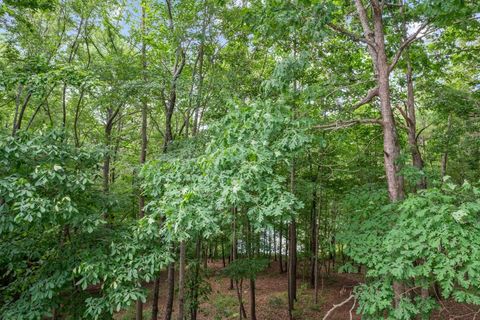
(349, 296, 357, 320)
(323, 295, 355, 320)
(388, 22, 429, 73)
(352, 86, 379, 110)
(314, 119, 382, 131)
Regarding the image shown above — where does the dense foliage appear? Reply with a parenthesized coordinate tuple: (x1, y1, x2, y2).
(1, 0, 479, 319)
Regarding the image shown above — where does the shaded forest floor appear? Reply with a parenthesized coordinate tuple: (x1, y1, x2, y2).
(116, 260, 478, 319)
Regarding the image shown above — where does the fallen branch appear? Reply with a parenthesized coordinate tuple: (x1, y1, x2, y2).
(314, 119, 382, 131)
(349, 296, 357, 320)
(323, 294, 355, 320)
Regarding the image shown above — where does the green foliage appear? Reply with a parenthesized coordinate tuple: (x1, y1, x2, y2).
(222, 258, 269, 281)
(342, 180, 480, 319)
(213, 294, 238, 319)
(0, 131, 105, 318)
(185, 262, 212, 316)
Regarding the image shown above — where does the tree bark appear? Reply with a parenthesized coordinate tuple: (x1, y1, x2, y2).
(235, 279, 247, 319)
(309, 189, 317, 288)
(229, 207, 237, 290)
(353, 0, 406, 307)
(190, 238, 202, 320)
(279, 224, 284, 273)
(177, 241, 186, 320)
(288, 164, 297, 319)
(441, 114, 452, 178)
(249, 278, 257, 320)
(164, 262, 175, 320)
(151, 278, 160, 320)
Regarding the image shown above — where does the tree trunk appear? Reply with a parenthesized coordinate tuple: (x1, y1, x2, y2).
(229, 207, 237, 290)
(221, 241, 226, 267)
(190, 238, 202, 320)
(273, 228, 277, 262)
(353, 0, 406, 307)
(405, 61, 426, 190)
(279, 225, 284, 273)
(164, 262, 175, 320)
(249, 278, 257, 320)
(192, 3, 207, 135)
(314, 204, 319, 304)
(235, 279, 247, 320)
(288, 164, 297, 319)
(137, 2, 148, 318)
(309, 189, 317, 288)
(177, 241, 186, 320)
(151, 278, 160, 320)
(441, 114, 452, 178)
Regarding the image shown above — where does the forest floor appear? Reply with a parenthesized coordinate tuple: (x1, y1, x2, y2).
(116, 260, 478, 320)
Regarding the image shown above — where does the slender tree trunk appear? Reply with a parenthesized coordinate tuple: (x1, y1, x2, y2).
(192, 3, 207, 135)
(190, 238, 202, 320)
(405, 60, 426, 190)
(73, 88, 85, 147)
(61, 17, 84, 131)
(235, 279, 247, 319)
(273, 228, 277, 262)
(249, 278, 256, 320)
(12, 84, 23, 136)
(137, 2, 148, 318)
(309, 189, 317, 288)
(279, 225, 284, 273)
(314, 194, 320, 304)
(288, 164, 297, 319)
(229, 207, 237, 290)
(177, 241, 186, 320)
(12, 89, 32, 136)
(441, 114, 452, 178)
(245, 220, 257, 320)
(221, 241, 226, 267)
(398, 1, 426, 191)
(151, 278, 160, 320)
(164, 262, 175, 320)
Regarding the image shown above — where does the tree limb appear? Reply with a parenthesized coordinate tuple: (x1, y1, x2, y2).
(314, 119, 382, 131)
(352, 86, 379, 110)
(323, 295, 355, 320)
(388, 22, 429, 73)
(327, 23, 376, 48)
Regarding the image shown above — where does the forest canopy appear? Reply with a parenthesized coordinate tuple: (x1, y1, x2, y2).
(0, 0, 479, 319)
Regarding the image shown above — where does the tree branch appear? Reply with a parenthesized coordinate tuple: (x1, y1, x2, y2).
(327, 23, 376, 48)
(354, 0, 375, 42)
(314, 119, 382, 131)
(352, 86, 379, 110)
(388, 22, 429, 73)
(323, 295, 355, 320)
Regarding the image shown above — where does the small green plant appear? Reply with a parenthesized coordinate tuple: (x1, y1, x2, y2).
(213, 295, 237, 319)
(267, 295, 284, 308)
